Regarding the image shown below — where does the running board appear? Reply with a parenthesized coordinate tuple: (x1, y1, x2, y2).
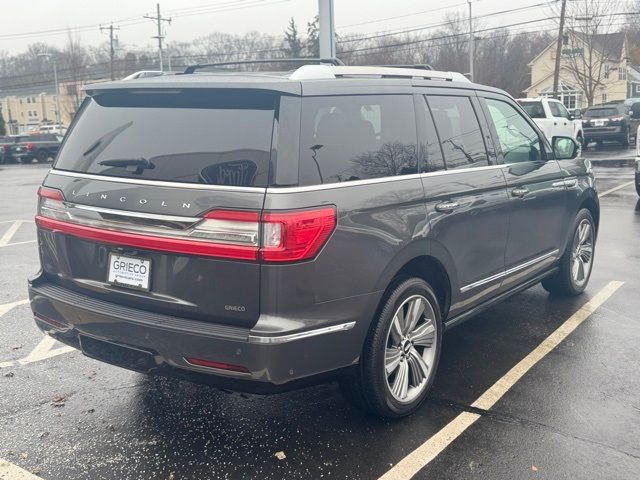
(444, 267, 559, 331)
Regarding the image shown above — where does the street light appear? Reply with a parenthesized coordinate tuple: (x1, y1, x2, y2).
(37, 53, 61, 127)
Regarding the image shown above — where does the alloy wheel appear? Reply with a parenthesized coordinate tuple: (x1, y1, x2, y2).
(384, 294, 437, 403)
(572, 219, 594, 288)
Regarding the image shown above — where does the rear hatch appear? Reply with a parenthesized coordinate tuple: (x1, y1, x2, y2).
(36, 88, 277, 328)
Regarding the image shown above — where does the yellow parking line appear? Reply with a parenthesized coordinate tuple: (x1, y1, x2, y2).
(379, 280, 624, 480)
(600, 180, 635, 197)
(0, 458, 42, 479)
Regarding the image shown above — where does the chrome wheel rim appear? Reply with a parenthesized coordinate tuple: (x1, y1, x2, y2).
(384, 295, 437, 404)
(571, 219, 594, 288)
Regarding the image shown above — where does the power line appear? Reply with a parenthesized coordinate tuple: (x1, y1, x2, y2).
(336, 2, 469, 30)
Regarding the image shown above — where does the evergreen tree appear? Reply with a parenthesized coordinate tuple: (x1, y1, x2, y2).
(283, 18, 303, 58)
(306, 16, 320, 58)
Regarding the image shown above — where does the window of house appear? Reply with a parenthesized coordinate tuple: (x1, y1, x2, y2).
(619, 67, 627, 81)
(602, 93, 608, 103)
(426, 95, 489, 170)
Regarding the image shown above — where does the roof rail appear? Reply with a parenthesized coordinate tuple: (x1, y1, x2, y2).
(182, 57, 344, 74)
(289, 65, 470, 82)
(379, 64, 434, 71)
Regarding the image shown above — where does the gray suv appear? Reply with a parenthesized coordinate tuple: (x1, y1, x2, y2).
(28, 63, 598, 418)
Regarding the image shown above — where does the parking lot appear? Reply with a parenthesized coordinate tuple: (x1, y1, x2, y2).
(1, 157, 639, 480)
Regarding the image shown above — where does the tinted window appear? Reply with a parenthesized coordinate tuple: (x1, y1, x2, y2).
(485, 98, 543, 164)
(518, 101, 546, 119)
(418, 97, 445, 172)
(55, 90, 277, 186)
(584, 107, 618, 118)
(298, 95, 417, 186)
(427, 95, 489, 170)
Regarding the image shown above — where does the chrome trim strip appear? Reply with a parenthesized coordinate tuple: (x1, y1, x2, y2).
(460, 249, 559, 293)
(68, 203, 201, 223)
(267, 174, 424, 194)
(266, 165, 506, 194)
(248, 321, 356, 344)
(48, 170, 267, 193)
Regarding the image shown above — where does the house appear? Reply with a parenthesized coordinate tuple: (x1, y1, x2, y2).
(1, 78, 109, 135)
(525, 31, 640, 109)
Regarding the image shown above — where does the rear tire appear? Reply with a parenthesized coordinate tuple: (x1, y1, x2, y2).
(542, 208, 595, 296)
(340, 278, 442, 419)
(621, 128, 631, 147)
(36, 149, 49, 163)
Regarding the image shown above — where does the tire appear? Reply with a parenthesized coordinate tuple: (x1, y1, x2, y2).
(635, 175, 640, 197)
(542, 208, 595, 296)
(621, 128, 630, 147)
(576, 133, 583, 147)
(340, 277, 443, 419)
(36, 149, 49, 163)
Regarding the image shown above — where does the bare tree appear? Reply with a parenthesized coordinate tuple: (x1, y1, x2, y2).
(560, 0, 623, 106)
(60, 31, 89, 117)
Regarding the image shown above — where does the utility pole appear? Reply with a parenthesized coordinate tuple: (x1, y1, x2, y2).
(100, 23, 120, 80)
(318, 0, 336, 58)
(553, 0, 568, 99)
(468, 0, 474, 82)
(37, 53, 61, 127)
(144, 4, 171, 71)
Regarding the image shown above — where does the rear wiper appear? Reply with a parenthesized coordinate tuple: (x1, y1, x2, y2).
(98, 157, 155, 174)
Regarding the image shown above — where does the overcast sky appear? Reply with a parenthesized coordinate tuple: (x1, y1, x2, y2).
(0, 0, 551, 55)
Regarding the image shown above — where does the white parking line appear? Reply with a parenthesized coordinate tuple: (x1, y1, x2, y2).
(0, 240, 37, 248)
(600, 180, 635, 197)
(0, 458, 42, 479)
(379, 280, 624, 480)
(0, 221, 23, 246)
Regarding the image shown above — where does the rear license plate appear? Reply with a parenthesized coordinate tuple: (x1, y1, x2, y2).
(593, 120, 605, 126)
(107, 253, 151, 291)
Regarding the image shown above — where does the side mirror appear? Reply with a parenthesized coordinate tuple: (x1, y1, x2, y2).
(552, 136, 579, 160)
(573, 108, 582, 119)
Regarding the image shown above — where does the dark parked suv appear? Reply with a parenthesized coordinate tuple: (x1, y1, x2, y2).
(582, 103, 632, 146)
(29, 63, 598, 418)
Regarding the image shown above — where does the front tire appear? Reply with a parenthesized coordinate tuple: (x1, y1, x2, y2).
(340, 278, 442, 418)
(542, 208, 595, 296)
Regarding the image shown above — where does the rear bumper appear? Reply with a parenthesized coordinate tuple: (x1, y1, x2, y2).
(29, 277, 371, 393)
(583, 126, 624, 140)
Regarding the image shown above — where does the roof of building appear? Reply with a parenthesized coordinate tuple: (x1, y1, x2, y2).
(570, 30, 626, 60)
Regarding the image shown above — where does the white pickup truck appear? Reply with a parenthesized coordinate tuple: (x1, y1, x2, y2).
(516, 98, 583, 145)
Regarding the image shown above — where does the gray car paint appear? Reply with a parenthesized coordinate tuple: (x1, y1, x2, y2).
(28, 73, 598, 389)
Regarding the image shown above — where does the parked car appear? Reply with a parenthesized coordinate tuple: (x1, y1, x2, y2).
(516, 98, 584, 145)
(582, 103, 632, 146)
(0, 135, 28, 163)
(9, 134, 63, 163)
(29, 63, 598, 419)
(39, 124, 67, 135)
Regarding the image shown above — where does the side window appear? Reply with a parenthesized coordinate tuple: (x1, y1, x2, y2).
(426, 95, 489, 170)
(299, 95, 418, 186)
(556, 102, 570, 119)
(549, 101, 568, 119)
(484, 98, 543, 164)
(417, 97, 445, 172)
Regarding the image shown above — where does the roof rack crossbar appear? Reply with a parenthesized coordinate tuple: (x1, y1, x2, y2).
(182, 57, 344, 74)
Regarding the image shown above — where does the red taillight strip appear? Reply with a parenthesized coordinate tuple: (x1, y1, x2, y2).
(37, 186, 64, 201)
(184, 357, 250, 373)
(35, 215, 258, 260)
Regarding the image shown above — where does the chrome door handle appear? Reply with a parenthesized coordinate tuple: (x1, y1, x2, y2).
(511, 187, 529, 198)
(435, 201, 460, 213)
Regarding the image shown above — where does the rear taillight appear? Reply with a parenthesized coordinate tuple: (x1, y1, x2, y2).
(184, 357, 250, 373)
(261, 208, 336, 262)
(26, 143, 34, 151)
(35, 185, 336, 263)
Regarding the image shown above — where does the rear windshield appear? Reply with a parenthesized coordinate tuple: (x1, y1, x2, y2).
(518, 101, 545, 118)
(55, 89, 277, 186)
(584, 107, 618, 118)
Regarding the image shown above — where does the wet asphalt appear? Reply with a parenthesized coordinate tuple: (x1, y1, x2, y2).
(0, 155, 638, 480)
